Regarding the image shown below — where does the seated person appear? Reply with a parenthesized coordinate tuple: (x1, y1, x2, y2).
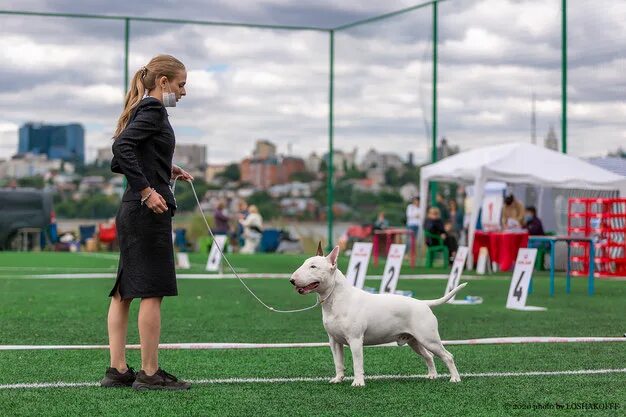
(523, 206, 545, 235)
(373, 211, 389, 230)
(502, 193, 525, 229)
(424, 207, 458, 262)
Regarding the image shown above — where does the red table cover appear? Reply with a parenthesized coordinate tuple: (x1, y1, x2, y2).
(472, 231, 529, 271)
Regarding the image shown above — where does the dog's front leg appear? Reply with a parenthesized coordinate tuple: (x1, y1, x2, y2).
(328, 336, 345, 383)
(348, 338, 365, 387)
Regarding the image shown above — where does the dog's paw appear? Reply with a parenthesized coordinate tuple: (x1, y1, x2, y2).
(351, 378, 365, 387)
(329, 376, 344, 384)
(427, 372, 438, 380)
(449, 376, 461, 383)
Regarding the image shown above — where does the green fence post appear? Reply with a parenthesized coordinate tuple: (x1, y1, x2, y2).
(124, 18, 130, 93)
(327, 30, 335, 251)
(561, 0, 567, 154)
(430, 0, 439, 206)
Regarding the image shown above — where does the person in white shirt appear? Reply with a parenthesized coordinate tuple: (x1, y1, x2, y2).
(239, 204, 263, 254)
(406, 196, 421, 237)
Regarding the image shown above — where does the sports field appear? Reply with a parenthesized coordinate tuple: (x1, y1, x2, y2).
(0, 252, 625, 417)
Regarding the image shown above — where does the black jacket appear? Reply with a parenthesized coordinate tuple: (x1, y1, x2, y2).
(111, 97, 176, 207)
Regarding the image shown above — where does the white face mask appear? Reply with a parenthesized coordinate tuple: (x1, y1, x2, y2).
(162, 81, 177, 107)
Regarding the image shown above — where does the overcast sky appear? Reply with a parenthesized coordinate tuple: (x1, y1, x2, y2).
(0, 0, 624, 165)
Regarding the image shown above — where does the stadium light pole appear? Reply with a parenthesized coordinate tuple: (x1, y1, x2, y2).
(561, 0, 567, 154)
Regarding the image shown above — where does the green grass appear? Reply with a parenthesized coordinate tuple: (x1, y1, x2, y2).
(0, 252, 625, 416)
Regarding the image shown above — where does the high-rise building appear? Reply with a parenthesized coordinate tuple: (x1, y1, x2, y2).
(545, 125, 559, 151)
(253, 140, 277, 159)
(18, 123, 85, 165)
(174, 144, 207, 171)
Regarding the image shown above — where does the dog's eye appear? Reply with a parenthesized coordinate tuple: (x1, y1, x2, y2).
(310, 265, 317, 269)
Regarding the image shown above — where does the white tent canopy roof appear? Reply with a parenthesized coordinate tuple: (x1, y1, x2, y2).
(421, 142, 626, 191)
(419, 143, 626, 269)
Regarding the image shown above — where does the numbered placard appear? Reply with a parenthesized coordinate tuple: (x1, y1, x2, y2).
(445, 246, 469, 301)
(481, 194, 503, 231)
(176, 252, 191, 269)
(346, 242, 373, 289)
(506, 248, 546, 311)
(379, 244, 406, 294)
(206, 235, 228, 272)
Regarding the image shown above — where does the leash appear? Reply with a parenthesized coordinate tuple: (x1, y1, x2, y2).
(172, 176, 321, 313)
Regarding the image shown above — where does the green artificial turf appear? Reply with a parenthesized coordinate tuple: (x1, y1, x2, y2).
(0, 251, 624, 416)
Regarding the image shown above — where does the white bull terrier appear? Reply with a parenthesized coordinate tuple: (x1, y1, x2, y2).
(290, 244, 466, 387)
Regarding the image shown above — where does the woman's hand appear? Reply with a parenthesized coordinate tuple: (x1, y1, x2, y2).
(141, 188, 169, 214)
(172, 164, 194, 181)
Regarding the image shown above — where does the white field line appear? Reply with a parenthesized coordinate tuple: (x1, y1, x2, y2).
(1, 368, 625, 390)
(2, 337, 625, 351)
(13, 273, 456, 280)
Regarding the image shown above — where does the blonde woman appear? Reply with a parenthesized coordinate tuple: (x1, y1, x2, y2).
(239, 205, 263, 254)
(102, 55, 192, 390)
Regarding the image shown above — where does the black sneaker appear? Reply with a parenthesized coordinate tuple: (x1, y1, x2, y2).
(132, 368, 191, 391)
(100, 365, 137, 388)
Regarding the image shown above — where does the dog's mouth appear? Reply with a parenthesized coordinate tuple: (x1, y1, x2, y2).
(296, 282, 320, 295)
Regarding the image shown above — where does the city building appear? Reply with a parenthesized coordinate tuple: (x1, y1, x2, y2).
(205, 164, 227, 183)
(175, 144, 207, 171)
(360, 148, 404, 172)
(252, 140, 277, 159)
(545, 125, 559, 151)
(18, 122, 85, 165)
(322, 148, 357, 176)
(0, 153, 73, 179)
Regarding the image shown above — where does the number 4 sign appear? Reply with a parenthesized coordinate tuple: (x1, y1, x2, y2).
(346, 242, 373, 289)
(379, 244, 406, 294)
(506, 248, 547, 311)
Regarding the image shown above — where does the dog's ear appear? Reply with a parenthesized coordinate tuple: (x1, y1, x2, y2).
(326, 245, 340, 268)
(316, 241, 324, 257)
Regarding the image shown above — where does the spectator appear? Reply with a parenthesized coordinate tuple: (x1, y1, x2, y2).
(236, 200, 249, 249)
(435, 193, 450, 222)
(373, 211, 389, 230)
(447, 199, 464, 238)
(239, 204, 263, 254)
(502, 193, 525, 229)
(523, 206, 545, 235)
(424, 206, 458, 263)
(212, 202, 230, 235)
(405, 196, 421, 237)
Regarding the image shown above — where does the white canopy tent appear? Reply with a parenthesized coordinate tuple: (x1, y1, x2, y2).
(419, 143, 626, 267)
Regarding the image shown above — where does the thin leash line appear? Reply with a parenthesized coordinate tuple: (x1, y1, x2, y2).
(172, 176, 320, 313)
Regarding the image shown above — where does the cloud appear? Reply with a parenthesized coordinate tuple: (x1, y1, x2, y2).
(0, 0, 624, 168)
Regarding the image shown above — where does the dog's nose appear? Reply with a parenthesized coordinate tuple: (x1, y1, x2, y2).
(289, 278, 295, 286)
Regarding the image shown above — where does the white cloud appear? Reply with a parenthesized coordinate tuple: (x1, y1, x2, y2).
(0, 0, 624, 167)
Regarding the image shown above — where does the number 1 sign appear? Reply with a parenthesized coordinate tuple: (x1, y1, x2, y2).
(379, 244, 406, 294)
(346, 242, 373, 289)
(206, 235, 228, 272)
(506, 248, 546, 311)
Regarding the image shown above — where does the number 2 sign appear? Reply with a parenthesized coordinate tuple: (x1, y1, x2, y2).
(379, 244, 406, 294)
(506, 248, 546, 311)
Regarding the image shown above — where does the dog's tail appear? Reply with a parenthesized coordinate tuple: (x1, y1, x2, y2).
(424, 283, 467, 307)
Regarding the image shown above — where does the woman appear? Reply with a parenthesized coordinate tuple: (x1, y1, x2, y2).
(423, 206, 458, 263)
(239, 205, 263, 254)
(101, 55, 193, 391)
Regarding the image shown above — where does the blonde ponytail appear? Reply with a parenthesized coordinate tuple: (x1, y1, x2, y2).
(113, 54, 185, 139)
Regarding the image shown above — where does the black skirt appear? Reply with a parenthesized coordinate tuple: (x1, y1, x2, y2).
(109, 201, 177, 299)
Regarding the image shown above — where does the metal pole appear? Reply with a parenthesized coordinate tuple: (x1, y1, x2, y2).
(561, 0, 567, 154)
(327, 30, 335, 251)
(430, 0, 439, 205)
(124, 18, 130, 93)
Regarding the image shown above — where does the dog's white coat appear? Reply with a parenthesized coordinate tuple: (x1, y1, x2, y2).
(290, 246, 465, 387)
